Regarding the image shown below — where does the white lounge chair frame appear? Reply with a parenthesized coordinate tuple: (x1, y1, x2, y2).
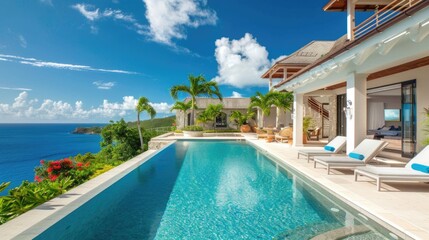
(297, 136, 347, 162)
(354, 146, 429, 191)
(314, 139, 388, 174)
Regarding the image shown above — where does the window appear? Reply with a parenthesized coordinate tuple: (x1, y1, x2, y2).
(215, 112, 227, 127)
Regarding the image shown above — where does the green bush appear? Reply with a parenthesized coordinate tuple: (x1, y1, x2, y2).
(0, 178, 74, 224)
(183, 125, 203, 131)
(203, 129, 240, 133)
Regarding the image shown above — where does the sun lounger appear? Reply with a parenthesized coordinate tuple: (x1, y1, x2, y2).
(297, 136, 347, 162)
(314, 139, 388, 174)
(354, 145, 429, 191)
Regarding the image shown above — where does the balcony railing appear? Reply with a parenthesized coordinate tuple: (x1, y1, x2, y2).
(353, 0, 424, 39)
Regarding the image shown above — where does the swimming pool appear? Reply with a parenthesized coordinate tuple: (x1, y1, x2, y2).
(32, 141, 398, 239)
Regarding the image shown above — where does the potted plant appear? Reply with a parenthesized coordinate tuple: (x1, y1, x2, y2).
(303, 116, 314, 144)
(229, 110, 255, 132)
(182, 125, 204, 137)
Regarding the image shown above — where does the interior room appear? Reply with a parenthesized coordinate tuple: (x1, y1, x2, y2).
(367, 84, 402, 152)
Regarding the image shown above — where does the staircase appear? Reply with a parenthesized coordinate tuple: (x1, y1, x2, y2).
(308, 97, 330, 138)
(308, 97, 329, 120)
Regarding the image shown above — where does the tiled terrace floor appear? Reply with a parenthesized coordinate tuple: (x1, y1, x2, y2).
(247, 138, 429, 240)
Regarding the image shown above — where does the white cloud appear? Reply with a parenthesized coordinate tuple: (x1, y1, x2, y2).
(142, 0, 217, 45)
(72, 4, 100, 21)
(102, 9, 135, 22)
(0, 87, 32, 91)
(0, 91, 173, 122)
(93, 81, 115, 90)
(150, 102, 173, 114)
(230, 91, 243, 98)
(0, 54, 137, 74)
(212, 33, 271, 88)
(19, 35, 27, 48)
(72, 4, 145, 35)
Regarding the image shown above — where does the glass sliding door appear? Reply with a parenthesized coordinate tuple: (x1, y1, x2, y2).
(401, 80, 416, 158)
(337, 94, 347, 136)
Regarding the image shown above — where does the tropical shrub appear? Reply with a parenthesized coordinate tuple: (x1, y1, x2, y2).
(203, 129, 240, 133)
(34, 158, 92, 186)
(229, 110, 255, 128)
(183, 125, 203, 131)
(0, 178, 74, 224)
(99, 119, 142, 162)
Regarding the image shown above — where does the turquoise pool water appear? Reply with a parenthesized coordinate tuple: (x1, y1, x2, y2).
(35, 141, 396, 239)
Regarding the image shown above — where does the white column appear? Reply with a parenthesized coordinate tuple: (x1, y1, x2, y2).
(283, 67, 288, 81)
(293, 93, 304, 147)
(269, 73, 273, 91)
(346, 72, 367, 153)
(347, 0, 356, 41)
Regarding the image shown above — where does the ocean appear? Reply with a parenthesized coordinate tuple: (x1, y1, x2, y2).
(0, 124, 103, 195)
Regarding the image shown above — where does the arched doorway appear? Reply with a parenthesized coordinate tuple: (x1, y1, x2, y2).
(215, 112, 227, 128)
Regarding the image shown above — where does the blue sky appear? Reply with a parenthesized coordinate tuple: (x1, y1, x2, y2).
(0, 0, 350, 123)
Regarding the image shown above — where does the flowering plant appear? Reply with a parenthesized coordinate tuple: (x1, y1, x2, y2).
(35, 158, 91, 182)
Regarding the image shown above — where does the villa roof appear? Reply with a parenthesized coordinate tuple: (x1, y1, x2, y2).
(274, 1, 429, 89)
(323, 0, 389, 12)
(261, 41, 335, 79)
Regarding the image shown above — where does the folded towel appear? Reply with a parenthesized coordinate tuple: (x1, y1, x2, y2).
(349, 152, 365, 160)
(411, 163, 429, 173)
(324, 146, 335, 152)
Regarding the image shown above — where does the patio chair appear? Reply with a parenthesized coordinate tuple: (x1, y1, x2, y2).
(354, 145, 429, 191)
(275, 127, 292, 143)
(308, 127, 321, 141)
(255, 128, 267, 139)
(297, 136, 347, 162)
(313, 139, 388, 174)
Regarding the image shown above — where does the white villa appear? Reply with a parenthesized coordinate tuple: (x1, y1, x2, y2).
(271, 0, 429, 158)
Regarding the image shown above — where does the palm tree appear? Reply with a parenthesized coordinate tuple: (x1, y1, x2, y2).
(170, 75, 223, 125)
(271, 91, 294, 129)
(229, 110, 255, 130)
(170, 101, 194, 129)
(249, 91, 276, 128)
(197, 104, 223, 130)
(136, 97, 156, 150)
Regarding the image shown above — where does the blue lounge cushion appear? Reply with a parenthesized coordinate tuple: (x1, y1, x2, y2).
(411, 163, 429, 173)
(349, 152, 365, 160)
(324, 146, 335, 152)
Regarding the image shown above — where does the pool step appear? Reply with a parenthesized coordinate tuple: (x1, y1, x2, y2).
(274, 223, 370, 240)
(310, 225, 370, 240)
(274, 222, 341, 240)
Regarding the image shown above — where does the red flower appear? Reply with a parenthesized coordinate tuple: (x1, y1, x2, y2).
(35, 176, 42, 182)
(84, 162, 90, 167)
(62, 158, 73, 169)
(47, 167, 53, 173)
(53, 164, 61, 170)
(49, 174, 58, 181)
(40, 160, 45, 165)
(76, 162, 83, 167)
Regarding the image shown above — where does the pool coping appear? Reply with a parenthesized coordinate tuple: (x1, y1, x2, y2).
(0, 141, 176, 239)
